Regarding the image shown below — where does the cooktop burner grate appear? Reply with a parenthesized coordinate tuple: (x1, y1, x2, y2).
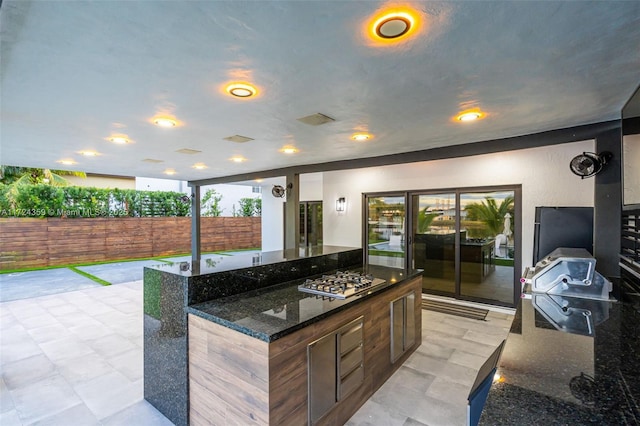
(298, 271, 386, 299)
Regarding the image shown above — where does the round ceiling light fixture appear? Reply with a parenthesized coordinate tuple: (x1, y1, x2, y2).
(230, 156, 246, 163)
(374, 12, 413, 39)
(192, 163, 208, 170)
(351, 133, 371, 141)
(164, 169, 177, 175)
(78, 150, 100, 157)
(281, 146, 298, 154)
(455, 109, 485, 122)
(108, 135, 131, 144)
(153, 117, 177, 128)
(226, 82, 258, 98)
(457, 112, 481, 122)
(57, 159, 77, 166)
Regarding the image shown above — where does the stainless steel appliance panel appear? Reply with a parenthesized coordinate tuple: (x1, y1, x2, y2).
(340, 322, 363, 354)
(405, 292, 416, 350)
(391, 297, 404, 363)
(308, 332, 337, 424)
(340, 345, 363, 377)
(337, 317, 364, 400)
(391, 292, 417, 362)
(523, 247, 612, 300)
(339, 364, 364, 400)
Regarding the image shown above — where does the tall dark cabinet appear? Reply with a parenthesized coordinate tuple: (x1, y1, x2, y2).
(533, 206, 594, 264)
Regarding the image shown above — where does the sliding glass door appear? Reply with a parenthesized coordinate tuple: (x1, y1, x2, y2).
(411, 193, 457, 294)
(368, 186, 519, 307)
(366, 195, 405, 267)
(459, 190, 515, 305)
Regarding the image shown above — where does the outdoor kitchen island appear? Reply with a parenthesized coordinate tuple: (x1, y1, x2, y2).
(143, 246, 422, 426)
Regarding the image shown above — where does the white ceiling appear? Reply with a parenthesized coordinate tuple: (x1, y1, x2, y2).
(1, 1, 639, 182)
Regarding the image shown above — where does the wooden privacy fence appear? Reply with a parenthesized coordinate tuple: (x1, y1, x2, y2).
(0, 217, 261, 270)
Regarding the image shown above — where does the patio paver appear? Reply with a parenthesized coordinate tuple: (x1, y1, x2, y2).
(0, 281, 174, 425)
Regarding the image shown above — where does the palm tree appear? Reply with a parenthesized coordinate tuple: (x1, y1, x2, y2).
(0, 166, 86, 186)
(464, 196, 514, 236)
(416, 207, 440, 233)
(1, 166, 87, 210)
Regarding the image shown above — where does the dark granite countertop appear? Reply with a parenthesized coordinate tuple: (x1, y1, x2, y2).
(187, 265, 422, 343)
(480, 287, 640, 425)
(146, 245, 360, 277)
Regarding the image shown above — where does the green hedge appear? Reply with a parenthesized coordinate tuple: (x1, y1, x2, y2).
(0, 184, 191, 218)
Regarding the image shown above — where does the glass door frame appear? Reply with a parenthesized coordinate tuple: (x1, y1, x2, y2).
(362, 191, 409, 268)
(363, 185, 521, 308)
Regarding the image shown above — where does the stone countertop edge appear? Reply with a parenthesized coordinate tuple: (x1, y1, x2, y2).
(144, 245, 361, 278)
(186, 268, 422, 343)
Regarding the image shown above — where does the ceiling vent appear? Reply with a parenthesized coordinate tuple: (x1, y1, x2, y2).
(142, 158, 164, 163)
(223, 135, 254, 143)
(175, 148, 202, 155)
(296, 113, 335, 126)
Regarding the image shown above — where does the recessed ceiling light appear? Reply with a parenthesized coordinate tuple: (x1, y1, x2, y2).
(351, 133, 372, 141)
(164, 169, 177, 175)
(255, 179, 263, 183)
(230, 156, 246, 163)
(57, 159, 76, 165)
(281, 146, 298, 154)
(107, 135, 131, 144)
(368, 9, 419, 42)
(153, 117, 177, 128)
(455, 110, 485, 122)
(78, 150, 100, 157)
(142, 158, 164, 163)
(225, 82, 258, 98)
(192, 163, 208, 170)
(375, 13, 411, 38)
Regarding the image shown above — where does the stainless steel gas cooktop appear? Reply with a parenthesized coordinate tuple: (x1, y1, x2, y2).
(297, 271, 386, 299)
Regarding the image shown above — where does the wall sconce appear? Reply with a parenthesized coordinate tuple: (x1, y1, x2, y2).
(336, 197, 346, 212)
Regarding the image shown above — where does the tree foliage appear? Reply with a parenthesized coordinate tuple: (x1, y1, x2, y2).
(236, 197, 261, 217)
(416, 207, 440, 233)
(464, 196, 514, 236)
(0, 184, 191, 218)
(201, 188, 223, 217)
(1, 166, 86, 186)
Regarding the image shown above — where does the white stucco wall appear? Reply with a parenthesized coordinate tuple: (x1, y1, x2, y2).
(260, 173, 324, 251)
(66, 174, 135, 189)
(322, 140, 596, 269)
(261, 189, 285, 251)
(136, 177, 188, 193)
(300, 173, 323, 201)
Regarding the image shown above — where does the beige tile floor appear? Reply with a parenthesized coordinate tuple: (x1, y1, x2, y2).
(0, 281, 513, 425)
(347, 301, 513, 426)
